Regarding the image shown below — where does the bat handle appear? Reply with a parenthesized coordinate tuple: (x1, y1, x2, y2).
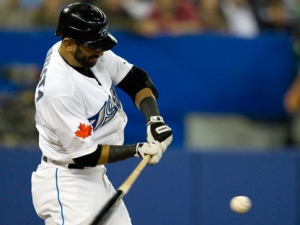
(118, 155, 151, 194)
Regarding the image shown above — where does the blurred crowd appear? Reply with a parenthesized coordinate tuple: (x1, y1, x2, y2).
(1, 0, 300, 148)
(0, 0, 298, 38)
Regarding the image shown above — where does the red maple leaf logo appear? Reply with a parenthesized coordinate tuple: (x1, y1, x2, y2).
(75, 123, 92, 139)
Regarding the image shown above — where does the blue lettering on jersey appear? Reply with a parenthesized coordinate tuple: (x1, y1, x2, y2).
(88, 86, 122, 131)
(36, 47, 53, 102)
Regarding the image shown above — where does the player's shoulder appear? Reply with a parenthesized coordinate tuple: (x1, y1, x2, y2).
(99, 50, 116, 61)
(98, 50, 132, 69)
(41, 42, 75, 99)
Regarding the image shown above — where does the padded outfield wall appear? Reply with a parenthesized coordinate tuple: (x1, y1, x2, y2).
(0, 149, 300, 225)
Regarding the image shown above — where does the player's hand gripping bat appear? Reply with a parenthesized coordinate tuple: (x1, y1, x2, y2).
(90, 154, 151, 225)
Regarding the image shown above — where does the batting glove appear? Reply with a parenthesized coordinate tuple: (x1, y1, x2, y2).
(135, 141, 163, 165)
(147, 116, 173, 152)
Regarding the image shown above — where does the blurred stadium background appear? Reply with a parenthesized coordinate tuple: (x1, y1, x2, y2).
(1, 0, 300, 224)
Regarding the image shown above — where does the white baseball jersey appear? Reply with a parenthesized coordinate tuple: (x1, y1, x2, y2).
(35, 41, 133, 163)
(32, 41, 134, 225)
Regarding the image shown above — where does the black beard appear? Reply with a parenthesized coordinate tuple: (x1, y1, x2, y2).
(73, 47, 96, 68)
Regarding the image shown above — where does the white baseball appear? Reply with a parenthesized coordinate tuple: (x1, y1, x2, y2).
(230, 196, 251, 213)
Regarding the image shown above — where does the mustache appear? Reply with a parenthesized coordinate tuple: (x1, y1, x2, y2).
(90, 55, 99, 58)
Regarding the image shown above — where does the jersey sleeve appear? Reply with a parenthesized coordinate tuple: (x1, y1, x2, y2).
(41, 96, 97, 159)
(100, 50, 133, 85)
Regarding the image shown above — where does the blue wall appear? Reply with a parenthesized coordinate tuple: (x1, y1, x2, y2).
(190, 151, 300, 225)
(0, 31, 298, 224)
(0, 149, 300, 225)
(0, 30, 296, 147)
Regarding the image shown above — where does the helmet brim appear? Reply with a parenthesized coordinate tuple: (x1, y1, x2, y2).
(84, 33, 117, 52)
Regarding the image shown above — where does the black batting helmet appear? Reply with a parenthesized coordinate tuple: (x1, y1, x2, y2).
(55, 2, 117, 52)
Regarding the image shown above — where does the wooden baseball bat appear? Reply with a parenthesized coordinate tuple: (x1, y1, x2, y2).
(90, 155, 151, 225)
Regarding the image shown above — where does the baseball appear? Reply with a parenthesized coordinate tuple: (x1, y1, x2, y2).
(230, 196, 251, 213)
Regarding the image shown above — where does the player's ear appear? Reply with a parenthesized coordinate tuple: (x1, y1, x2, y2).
(62, 38, 76, 51)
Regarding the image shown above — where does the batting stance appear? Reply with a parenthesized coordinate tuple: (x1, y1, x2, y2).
(31, 2, 172, 225)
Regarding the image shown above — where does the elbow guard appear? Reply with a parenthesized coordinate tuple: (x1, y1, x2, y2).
(117, 66, 158, 103)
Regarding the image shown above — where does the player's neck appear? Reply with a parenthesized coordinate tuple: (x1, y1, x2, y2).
(58, 45, 82, 68)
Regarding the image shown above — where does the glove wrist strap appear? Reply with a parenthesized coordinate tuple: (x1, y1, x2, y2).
(135, 143, 143, 157)
(148, 116, 164, 124)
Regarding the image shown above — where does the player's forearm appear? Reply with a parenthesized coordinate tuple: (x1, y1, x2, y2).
(139, 96, 160, 121)
(97, 144, 136, 165)
(135, 88, 155, 108)
(135, 88, 160, 121)
(73, 144, 137, 167)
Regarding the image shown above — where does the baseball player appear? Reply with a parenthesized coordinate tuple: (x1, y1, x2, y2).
(31, 2, 173, 225)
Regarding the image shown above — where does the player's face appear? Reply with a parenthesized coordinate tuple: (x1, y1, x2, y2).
(73, 44, 103, 68)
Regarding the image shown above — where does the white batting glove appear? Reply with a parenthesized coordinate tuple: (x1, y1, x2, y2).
(135, 141, 163, 165)
(147, 116, 173, 152)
